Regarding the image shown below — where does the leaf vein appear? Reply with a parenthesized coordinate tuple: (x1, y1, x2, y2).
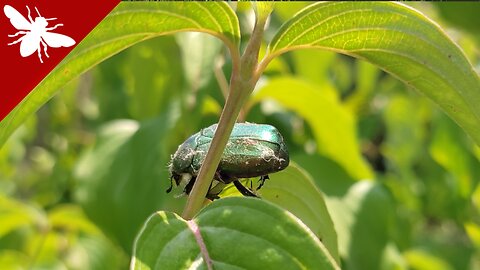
(110, 9, 203, 28)
(193, 2, 222, 33)
(283, 8, 372, 49)
(270, 2, 337, 52)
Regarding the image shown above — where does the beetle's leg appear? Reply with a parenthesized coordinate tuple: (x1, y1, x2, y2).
(207, 194, 220, 200)
(257, 175, 269, 190)
(206, 185, 221, 200)
(205, 181, 217, 201)
(166, 176, 174, 193)
(184, 177, 196, 195)
(233, 180, 258, 197)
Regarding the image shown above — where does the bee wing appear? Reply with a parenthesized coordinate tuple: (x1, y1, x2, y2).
(42, 32, 76, 48)
(20, 34, 39, 57)
(4, 5, 32, 30)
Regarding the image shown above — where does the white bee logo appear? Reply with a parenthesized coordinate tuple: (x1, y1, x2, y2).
(4, 5, 75, 63)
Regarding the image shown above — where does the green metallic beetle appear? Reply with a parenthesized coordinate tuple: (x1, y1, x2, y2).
(167, 122, 289, 200)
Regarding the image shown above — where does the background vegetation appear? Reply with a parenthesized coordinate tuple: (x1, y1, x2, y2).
(1, 2, 480, 269)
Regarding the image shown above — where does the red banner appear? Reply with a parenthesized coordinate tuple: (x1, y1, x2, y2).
(0, 0, 120, 121)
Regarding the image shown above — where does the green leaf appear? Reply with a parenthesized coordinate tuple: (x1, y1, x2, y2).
(465, 222, 480, 250)
(382, 93, 429, 175)
(253, 2, 275, 22)
(267, 2, 480, 146)
(290, 155, 395, 269)
(291, 49, 336, 86)
(259, 163, 340, 264)
(292, 153, 356, 197)
(259, 165, 340, 263)
(251, 77, 373, 180)
(122, 36, 184, 120)
(220, 163, 340, 263)
(176, 32, 223, 91)
(0, 2, 240, 147)
(345, 60, 381, 114)
(73, 111, 182, 253)
(326, 181, 395, 270)
(404, 249, 455, 270)
(0, 194, 43, 238)
(131, 197, 339, 270)
(46, 205, 126, 270)
(131, 212, 199, 270)
(273, 3, 310, 22)
(430, 113, 479, 198)
(435, 2, 480, 44)
(0, 250, 29, 270)
(47, 205, 106, 237)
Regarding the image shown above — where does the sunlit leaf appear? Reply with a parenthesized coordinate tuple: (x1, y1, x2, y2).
(0, 195, 43, 238)
(267, 2, 480, 146)
(251, 77, 373, 180)
(221, 163, 340, 263)
(404, 249, 454, 270)
(131, 197, 339, 270)
(253, 2, 275, 22)
(273, 2, 310, 22)
(291, 49, 336, 86)
(47, 205, 126, 270)
(0, 2, 240, 147)
(260, 163, 339, 263)
(47, 205, 103, 236)
(0, 250, 29, 270)
(465, 222, 480, 249)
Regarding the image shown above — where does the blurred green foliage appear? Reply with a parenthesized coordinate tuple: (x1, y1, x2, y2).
(1, 2, 479, 269)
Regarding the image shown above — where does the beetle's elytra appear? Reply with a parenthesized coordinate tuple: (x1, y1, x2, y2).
(167, 122, 289, 200)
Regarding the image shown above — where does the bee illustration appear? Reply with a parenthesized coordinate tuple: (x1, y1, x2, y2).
(4, 5, 75, 63)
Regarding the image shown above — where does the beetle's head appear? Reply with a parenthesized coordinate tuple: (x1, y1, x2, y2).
(170, 173, 182, 186)
(166, 169, 194, 194)
(166, 173, 181, 194)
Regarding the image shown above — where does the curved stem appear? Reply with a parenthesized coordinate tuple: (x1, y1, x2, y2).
(182, 13, 269, 220)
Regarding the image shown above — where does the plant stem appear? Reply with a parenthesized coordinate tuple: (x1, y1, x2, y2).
(182, 12, 269, 220)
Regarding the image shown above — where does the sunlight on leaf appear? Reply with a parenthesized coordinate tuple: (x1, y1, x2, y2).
(404, 249, 454, 270)
(251, 77, 373, 180)
(260, 163, 340, 264)
(131, 197, 339, 270)
(267, 2, 480, 146)
(253, 2, 275, 22)
(220, 163, 340, 263)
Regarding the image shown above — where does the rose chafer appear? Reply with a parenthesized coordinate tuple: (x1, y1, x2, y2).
(167, 122, 289, 200)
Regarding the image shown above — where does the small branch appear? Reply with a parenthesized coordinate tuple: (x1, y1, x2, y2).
(214, 55, 229, 99)
(182, 10, 270, 220)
